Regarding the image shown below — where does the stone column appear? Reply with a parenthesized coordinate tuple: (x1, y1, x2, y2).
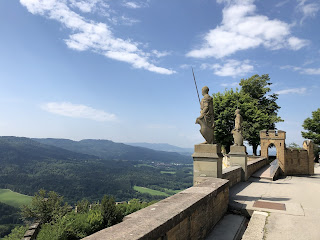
(192, 144, 223, 185)
(229, 145, 247, 181)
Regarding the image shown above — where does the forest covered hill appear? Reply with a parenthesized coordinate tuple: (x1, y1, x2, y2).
(0, 137, 193, 204)
(33, 138, 192, 163)
(125, 142, 193, 156)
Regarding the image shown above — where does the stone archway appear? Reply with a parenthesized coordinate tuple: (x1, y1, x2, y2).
(260, 130, 286, 173)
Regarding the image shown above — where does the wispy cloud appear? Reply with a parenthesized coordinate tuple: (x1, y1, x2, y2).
(201, 59, 253, 77)
(70, 0, 101, 13)
(123, 1, 148, 9)
(187, 0, 308, 59)
(275, 88, 307, 95)
(20, 0, 174, 75)
(220, 82, 239, 87)
(275, 0, 290, 8)
(297, 0, 320, 24)
(281, 65, 320, 75)
(41, 102, 116, 122)
(151, 50, 171, 58)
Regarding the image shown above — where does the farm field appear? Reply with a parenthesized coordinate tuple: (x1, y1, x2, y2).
(133, 186, 169, 196)
(0, 189, 32, 208)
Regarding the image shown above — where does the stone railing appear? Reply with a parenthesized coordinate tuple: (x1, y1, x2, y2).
(83, 178, 229, 240)
(21, 222, 40, 240)
(247, 157, 268, 177)
(222, 166, 242, 188)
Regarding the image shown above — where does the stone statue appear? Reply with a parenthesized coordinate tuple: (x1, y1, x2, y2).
(232, 109, 243, 146)
(196, 86, 215, 144)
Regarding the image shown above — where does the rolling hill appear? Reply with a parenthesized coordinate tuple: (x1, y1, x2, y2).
(33, 138, 192, 163)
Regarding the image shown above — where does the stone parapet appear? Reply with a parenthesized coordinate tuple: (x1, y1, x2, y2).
(247, 157, 268, 178)
(229, 146, 248, 181)
(192, 144, 223, 184)
(83, 178, 229, 240)
(222, 166, 242, 188)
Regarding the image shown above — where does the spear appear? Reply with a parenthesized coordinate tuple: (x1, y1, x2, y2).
(192, 67, 200, 104)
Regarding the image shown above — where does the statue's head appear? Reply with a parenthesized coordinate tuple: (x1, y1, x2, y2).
(202, 86, 209, 96)
(235, 109, 241, 115)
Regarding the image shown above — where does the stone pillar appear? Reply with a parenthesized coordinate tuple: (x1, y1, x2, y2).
(229, 145, 247, 181)
(192, 144, 223, 185)
(303, 140, 314, 175)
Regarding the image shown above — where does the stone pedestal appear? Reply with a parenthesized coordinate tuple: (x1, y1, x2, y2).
(192, 144, 223, 185)
(229, 145, 247, 181)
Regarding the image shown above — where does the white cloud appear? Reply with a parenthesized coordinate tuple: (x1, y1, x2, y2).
(123, 1, 143, 9)
(275, 88, 307, 95)
(20, 0, 174, 75)
(220, 82, 239, 87)
(41, 102, 116, 121)
(151, 50, 171, 58)
(213, 60, 253, 77)
(202, 59, 253, 77)
(179, 64, 192, 69)
(70, 0, 101, 13)
(187, 0, 308, 59)
(297, 0, 320, 23)
(281, 65, 320, 75)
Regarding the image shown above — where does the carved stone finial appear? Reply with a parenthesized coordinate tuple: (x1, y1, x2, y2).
(195, 86, 215, 144)
(232, 109, 243, 146)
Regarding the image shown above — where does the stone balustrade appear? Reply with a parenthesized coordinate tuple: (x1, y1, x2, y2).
(83, 178, 229, 240)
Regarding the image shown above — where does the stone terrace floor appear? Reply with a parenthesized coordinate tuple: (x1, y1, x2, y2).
(229, 163, 320, 240)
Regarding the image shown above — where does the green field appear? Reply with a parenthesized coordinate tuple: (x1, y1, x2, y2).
(0, 189, 32, 208)
(160, 171, 176, 174)
(133, 186, 169, 196)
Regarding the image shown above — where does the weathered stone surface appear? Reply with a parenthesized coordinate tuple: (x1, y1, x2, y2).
(193, 144, 223, 184)
(232, 109, 244, 146)
(247, 158, 268, 178)
(196, 86, 215, 144)
(83, 178, 229, 240)
(229, 146, 248, 181)
(222, 166, 242, 188)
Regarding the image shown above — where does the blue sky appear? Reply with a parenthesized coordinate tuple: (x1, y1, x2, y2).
(0, 0, 319, 149)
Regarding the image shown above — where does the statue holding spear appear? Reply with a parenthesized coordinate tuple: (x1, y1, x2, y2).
(192, 68, 216, 144)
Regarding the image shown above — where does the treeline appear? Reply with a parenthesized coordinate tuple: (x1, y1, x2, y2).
(0, 160, 192, 203)
(4, 190, 156, 240)
(0, 203, 23, 238)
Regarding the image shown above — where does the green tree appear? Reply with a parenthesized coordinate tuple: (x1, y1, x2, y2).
(212, 74, 283, 155)
(288, 142, 301, 150)
(100, 195, 123, 227)
(21, 189, 70, 223)
(212, 89, 240, 152)
(2, 225, 28, 240)
(302, 108, 320, 161)
(239, 74, 283, 155)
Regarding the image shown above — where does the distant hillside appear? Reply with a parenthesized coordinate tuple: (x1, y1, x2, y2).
(0, 136, 97, 165)
(0, 137, 192, 203)
(33, 138, 192, 164)
(126, 142, 193, 156)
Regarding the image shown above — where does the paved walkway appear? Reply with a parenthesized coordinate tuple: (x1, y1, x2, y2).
(230, 163, 320, 240)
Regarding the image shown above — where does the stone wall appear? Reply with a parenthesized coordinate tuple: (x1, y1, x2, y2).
(285, 149, 309, 175)
(222, 166, 242, 188)
(22, 222, 40, 240)
(247, 157, 268, 178)
(83, 178, 229, 240)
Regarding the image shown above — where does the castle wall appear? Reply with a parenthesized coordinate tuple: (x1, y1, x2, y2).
(83, 178, 229, 240)
(285, 149, 309, 175)
(260, 130, 286, 174)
